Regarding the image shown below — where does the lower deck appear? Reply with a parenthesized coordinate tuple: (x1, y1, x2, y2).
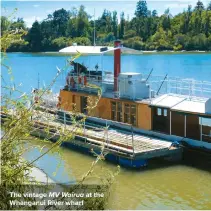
(32, 108, 182, 160)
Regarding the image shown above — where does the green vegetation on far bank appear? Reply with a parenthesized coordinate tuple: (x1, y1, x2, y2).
(1, 0, 211, 52)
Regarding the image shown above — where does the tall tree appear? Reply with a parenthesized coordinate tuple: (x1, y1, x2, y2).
(119, 12, 125, 39)
(195, 0, 205, 11)
(204, 11, 210, 37)
(66, 5, 91, 38)
(161, 8, 171, 30)
(135, 0, 148, 18)
(207, 1, 211, 10)
(76, 5, 90, 37)
(152, 10, 158, 17)
(52, 8, 69, 37)
(27, 21, 42, 51)
(112, 11, 118, 38)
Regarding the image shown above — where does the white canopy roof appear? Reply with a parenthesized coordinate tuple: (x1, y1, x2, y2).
(171, 98, 207, 114)
(59, 45, 142, 54)
(151, 94, 211, 115)
(150, 94, 186, 108)
(59, 45, 114, 54)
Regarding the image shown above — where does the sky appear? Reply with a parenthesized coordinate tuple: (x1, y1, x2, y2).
(1, 0, 210, 27)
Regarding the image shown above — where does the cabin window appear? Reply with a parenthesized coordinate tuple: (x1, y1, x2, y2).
(130, 105, 137, 126)
(111, 102, 117, 121)
(157, 108, 168, 117)
(124, 104, 130, 124)
(117, 102, 123, 122)
(157, 108, 162, 116)
(111, 102, 137, 126)
(163, 109, 168, 117)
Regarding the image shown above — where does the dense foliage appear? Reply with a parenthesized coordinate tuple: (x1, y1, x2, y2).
(1, 0, 211, 52)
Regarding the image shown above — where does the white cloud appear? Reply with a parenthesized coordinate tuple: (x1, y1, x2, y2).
(33, 4, 40, 8)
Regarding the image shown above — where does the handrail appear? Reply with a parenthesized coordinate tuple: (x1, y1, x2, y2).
(40, 72, 211, 109)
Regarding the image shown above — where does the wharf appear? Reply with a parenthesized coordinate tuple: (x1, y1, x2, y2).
(1, 109, 182, 168)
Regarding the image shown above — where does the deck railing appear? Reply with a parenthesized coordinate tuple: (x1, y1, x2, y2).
(61, 73, 211, 100)
(54, 111, 136, 154)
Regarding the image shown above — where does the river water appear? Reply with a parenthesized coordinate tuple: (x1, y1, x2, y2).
(2, 53, 211, 209)
(24, 139, 211, 210)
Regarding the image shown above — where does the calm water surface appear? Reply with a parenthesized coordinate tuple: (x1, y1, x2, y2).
(24, 139, 211, 210)
(3, 53, 211, 209)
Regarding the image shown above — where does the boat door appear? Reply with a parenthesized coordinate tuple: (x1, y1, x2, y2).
(81, 96, 88, 114)
(152, 107, 170, 134)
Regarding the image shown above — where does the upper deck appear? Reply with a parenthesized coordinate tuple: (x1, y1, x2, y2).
(59, 71, 211, 115)
(62, 71, 211, 97)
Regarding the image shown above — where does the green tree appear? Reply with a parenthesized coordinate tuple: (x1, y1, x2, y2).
(1, 16, 10, 35)
(208, 1, 211, 10)
(186, 33, 207, 50)
(52, 37, 72, 50)
(202, 11, 211, 37)
(135, 0, 148, 17)
(76, 5, 90, 37)
(104, 32, 115, 43)
(52, 8, 69, 37)
(73, 37, 91, 45)
(3, 2, 211, 52)
(27, 21, 42, 51)
(123, 29, 137, 40)
(123, 36, 145, 50)
(195, 0, 205, 11)
(119, 12, 125, 39)
(112, 11, 118, 38)
(207, 35, 211, 50)
(148, 27, 173, 50)
(66, 17, 78, 37)
(152, 10, 158, 17)
(160, 8, 171, 31)
(98, 9, 112, 33)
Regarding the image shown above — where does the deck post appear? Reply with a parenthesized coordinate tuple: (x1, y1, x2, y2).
(131, 126, 135, 156)
(184, 114, 186, 137)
